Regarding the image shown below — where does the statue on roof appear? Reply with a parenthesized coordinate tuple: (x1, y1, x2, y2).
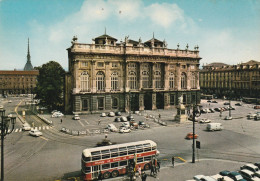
(163, 39, 167, 48)
(125, 35, 129, 44)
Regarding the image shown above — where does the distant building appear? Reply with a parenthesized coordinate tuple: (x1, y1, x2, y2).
(65, 33, 201, 113)
(0, 38, 38, 96)
(200, 60, 260, 99)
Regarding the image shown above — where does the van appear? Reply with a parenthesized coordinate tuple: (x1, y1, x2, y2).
(207, 123, 223, 131)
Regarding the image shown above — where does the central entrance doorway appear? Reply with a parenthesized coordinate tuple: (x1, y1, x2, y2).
(144, 93, 152, 110)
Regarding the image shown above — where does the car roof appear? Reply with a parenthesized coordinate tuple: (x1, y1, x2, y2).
(240, 169, 254, 174)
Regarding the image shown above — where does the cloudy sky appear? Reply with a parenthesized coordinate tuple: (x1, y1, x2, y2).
(0, 0, 259, 70)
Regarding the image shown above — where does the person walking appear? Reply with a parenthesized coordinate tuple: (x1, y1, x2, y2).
(98, 119, 101, 125)
(157, 160, 160, 172)
(172, 156, 175, 167)
(98, 170, 102, 181)
(150, 163, 155, 176)
(141, 172, 147, 181)
(138, 165, 142, 177)
(60, 118, 62, 123)
(158, 114, 161, 119)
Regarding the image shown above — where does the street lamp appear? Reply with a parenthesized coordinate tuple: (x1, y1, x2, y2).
(0, 108, 16, 181)
(187, 97, 201, 163)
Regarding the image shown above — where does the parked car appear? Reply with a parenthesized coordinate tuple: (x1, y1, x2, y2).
(211, 174, 233, 181)
(114, 117, 121, 122)
(228, 171, 246, 181)
(120, 116, 128, 122)
(224, 116, 233, 120)
(107, 124, 118, 132)
(254, 114, 260, 121)
(22, 123, 31, 131)
(239, 169, 260, 181)
(207, 100, 211, 102)
(51, 112, 64, 118)
(199, 118, 211, 124)
(185, 133, 198, 140)
(209, 108, 215, 113)
(200, 109, 207, 114)
(193, 175, 206, 181)
(254, 163, 260, 169)
(100, 112, 106, 117)
(254, 105, 260, 109)
(240, 164, 259, 173)
(138, 121, 149, 128)
(212, 100, 218, 103)
(188, 115, 199, 122)
(115, 111, 122, 116)
(73, 114, 80, 120)
(219, 170, 231, 176)
(235, 103, 242, 106)
(121, 122, 130, 128)
(119, 126, 131, 133)
(127, 115, 134, 121)
(229, 106, 235, 110)
(207, 123, 223, 131)
(29, 130, 43, 137)
(130, 121, 139, 129)
(108, 112, 115, 117)
(214, 108, 221, 112)
(224, 102, 230, 105)
(247, 113, 257, 120)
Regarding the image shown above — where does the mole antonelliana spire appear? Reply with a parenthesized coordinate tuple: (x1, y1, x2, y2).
(24, 38, 34, 71)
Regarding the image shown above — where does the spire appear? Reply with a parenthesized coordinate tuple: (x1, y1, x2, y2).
(24, 38, 33, 71)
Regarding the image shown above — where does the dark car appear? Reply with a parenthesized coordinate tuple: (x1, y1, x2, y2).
(219, 170, 230, 176)
(235, 103, 242, 106)
(255, 162, 260, 169)
(115, 111, 122, 116)
(228, 171, 246, 181)
(224, 102, 230, 105)
(114, 117, 121, 122)
(138, 121, 149, 128)
(127, 115, 134, 121)
(207, 100, 211, 102)
(212, 100, 218, 103)
(96, 139, 117, 147)
(214, 108, 221, 112)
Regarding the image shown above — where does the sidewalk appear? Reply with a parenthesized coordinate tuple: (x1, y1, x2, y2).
(112, 159, 246, 181)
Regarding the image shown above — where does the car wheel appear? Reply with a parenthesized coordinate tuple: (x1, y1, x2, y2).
(103, 171, 110, 179)
(144, 163, 150, 170)
(111, 170, 119, 178)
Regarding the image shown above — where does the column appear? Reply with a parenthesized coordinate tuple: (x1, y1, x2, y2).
(176, 63, 181, 90)
(152, 92, 157, 110)
(91, 60, 96, 92)
(164, 63, 169, 90)
(186, 64, 191, 90)
(139, 63, 143, 90)
(125, 62, 129, 92)
(152, 62, 156, 89)
(105, 62, 111, 92)
(139, 93, 144, 111)
(164, 93, 170, 109)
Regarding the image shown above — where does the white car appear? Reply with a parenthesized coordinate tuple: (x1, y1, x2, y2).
(119, 126, 131, 133)
(73, 114, 80, 120)
(51, 112, 64, 118)
(199, 118, 211, 123)
(108, 112, 115, 117)
(100, 112, 106, 117)
(29, 130, 43, 137)
(8, 100, 12, 103)
(22, 124, 31, 131)
(0, 105, 3, 109)
(120, 116, 128, 122)
(107, 124, 118, 132)
(121, 122, 130, 128)
(211, 174, 233, 181)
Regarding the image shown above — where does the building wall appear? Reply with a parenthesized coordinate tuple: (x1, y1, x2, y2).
(200, 61, 260, 98)
(65, 35, 201, 114)
(0, 70, 39, 95)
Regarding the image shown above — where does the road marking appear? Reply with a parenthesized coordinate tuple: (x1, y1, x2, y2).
(84, 120, 89, 125)
(39, 127, 41, 130)
(42, 126, 45, 130)
(40, 136, 48, 141)
(15, 129, 18, 133)
(176, 157, 186, 162)
(78, 120, 85, 127)
(19, 128, 22, 132)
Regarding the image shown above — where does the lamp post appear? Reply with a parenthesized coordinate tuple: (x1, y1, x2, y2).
(0, 108, 16, 181)
(187, 93, 201, 163)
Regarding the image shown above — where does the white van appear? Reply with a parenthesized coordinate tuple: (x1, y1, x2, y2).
(206, 123, 223, 131)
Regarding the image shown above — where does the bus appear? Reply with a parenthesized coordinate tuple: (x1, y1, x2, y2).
(81, 140, 159, 181)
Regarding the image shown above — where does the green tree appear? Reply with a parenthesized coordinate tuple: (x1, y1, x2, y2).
(35, 61, 65, 111)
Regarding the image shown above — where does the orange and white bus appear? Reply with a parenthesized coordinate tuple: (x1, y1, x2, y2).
(81, 140, 159, 181)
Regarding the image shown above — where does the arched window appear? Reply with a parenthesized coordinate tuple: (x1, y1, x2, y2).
(154, 71, 161, 88)
(128, 71, 137, 89)
(142, 71, 149, 88)
(96, 71, 105, 91)
(111, 72, 119, 91)
(191, 73, 196, 89)
(80, 71, 89, 91)
(181, 73, 187, 89)
(169, 72, 175, 89)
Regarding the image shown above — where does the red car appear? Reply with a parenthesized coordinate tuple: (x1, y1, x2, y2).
(254, 105, 260, 109)
(185, 133, 198, 140)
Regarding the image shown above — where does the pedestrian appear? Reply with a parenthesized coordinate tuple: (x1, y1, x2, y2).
(150, 163, 155, 176)
(158, 114, 161, 119)
(98, 170, 102, 181)
(60, 118, 62, 123)
(141, 172, 147, 181)
(138, 165, 142, 177)
(157, 160, 160, 172)
(172, 156, 175, 167)
(98, 119, 101, 125)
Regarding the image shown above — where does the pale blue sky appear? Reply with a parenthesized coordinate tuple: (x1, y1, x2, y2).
(0, 0, 259, 70)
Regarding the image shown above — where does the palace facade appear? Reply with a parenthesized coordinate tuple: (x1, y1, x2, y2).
(64, 34, 201, 113)
(200, 60, 260, 99)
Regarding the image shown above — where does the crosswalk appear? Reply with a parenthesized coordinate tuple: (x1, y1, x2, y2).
(0, 126, 51, 134)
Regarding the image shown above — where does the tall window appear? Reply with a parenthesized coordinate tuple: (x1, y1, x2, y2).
(142, 71, 149, 88)
(128, 71, 137, 89)
(80, 72, 89, 91)
(181, 73, 187, 89)
(112, 97, 118, 109)
(97, 97, 104, 110)
(96, 71, 105, 91)
(111, 72, 119, 91)
(191, 73, 196, 89)
(82, 99, 89, 111)
(154, 71, 161, 89)
(169, 72, 175, 89)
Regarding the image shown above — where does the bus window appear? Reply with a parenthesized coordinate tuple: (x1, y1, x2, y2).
(111, 162, 118, 168)
(144, 156, 151, 162)
(102, 154, 110, 159)
(136, 148, 143, 153)
(111, 152, 118, 157)
(128, 149, 136, 155)
(137, 157, 143, 163)
(84, 167, 91, 173)
(92, 155, 101, 161)
(120, 151, 127, 156)
(102, 164, 110, 170)
(110, 148, 118, 153)
(152, 146, 156, 150)
(82, 155, 91, 162)
(119, 160, 127, 166)
(101, 150, 110, 154)
(144, 147, 151, 152)
(143, 143, 151, 148)
(92, 151, 101, 155)
(119, 147, 127, 151)
(136, 145, 143, 149)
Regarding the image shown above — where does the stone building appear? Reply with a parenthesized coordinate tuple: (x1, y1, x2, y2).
(200, 60, 260, 99)
(0, 38, 38, 96)
(64, 34, 201, 113)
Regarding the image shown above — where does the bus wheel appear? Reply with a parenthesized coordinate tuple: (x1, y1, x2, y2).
(103, 171, 110, 179)
(111, 170, 119, 178)
(144, 163, 150, 170)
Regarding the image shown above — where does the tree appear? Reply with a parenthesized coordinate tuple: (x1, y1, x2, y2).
(35, 61, 65, 111)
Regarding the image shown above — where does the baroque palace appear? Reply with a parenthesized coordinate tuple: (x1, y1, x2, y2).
(200, 60, 260, 99)
(0, 39, 38, 96)
(64, 33, 201, 113)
